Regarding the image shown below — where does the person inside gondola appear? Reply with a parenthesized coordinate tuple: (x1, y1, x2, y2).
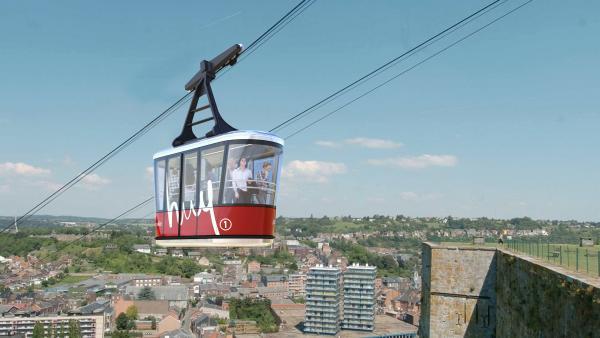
(256, 161, 272, 204)
(232, 157, 252, 203)
(224, 158, 236, 204)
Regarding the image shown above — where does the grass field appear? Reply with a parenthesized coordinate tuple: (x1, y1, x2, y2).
(505, 241, 600, 277)
(436, 240, 600, 278)
(55, 274, 91, 286)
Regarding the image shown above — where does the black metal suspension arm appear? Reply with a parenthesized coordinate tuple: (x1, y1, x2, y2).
(173, 44, 243, 147)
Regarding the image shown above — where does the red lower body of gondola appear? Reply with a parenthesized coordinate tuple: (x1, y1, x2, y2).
(155, 205, 275, 247)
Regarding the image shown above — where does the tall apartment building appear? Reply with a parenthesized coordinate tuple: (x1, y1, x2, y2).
(342, 263, 377, 331)
(0, 315, 104, 338)
(304, 265, 341, 335)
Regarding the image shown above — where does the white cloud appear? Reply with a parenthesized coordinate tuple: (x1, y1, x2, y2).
(345, 137, 403, 149)
(0, 162, 50, 176)
(79, 174, 111, 190)
(315, 140, 340, 148)
(316, 138, 403, 149)
(399, 191, 443, 201)
(399, 191, 420, 201)
(62, 155, 75, 166)
(0, 184, 9, 193)
(282, 160, 347, 183)
(28, 180, 62, 191)
(367, 154, 458, 169)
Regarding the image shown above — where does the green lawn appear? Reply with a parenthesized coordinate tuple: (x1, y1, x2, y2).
(55, 274, 91, 286)
(505, 241, 600, 277)
(436, 240, 600, 278)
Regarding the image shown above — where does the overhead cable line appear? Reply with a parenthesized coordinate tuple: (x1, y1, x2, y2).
(283, 0, 534, 139)
(221, 0, 317, 73)
(1, 0, 314, 234)
(0, 95, 190, 235)
(44, 0, 533, 252)
(51, 196, 154, 257)
(269, 0, 504, 133)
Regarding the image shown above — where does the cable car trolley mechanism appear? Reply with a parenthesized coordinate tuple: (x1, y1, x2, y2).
(153, 44, 284, 248)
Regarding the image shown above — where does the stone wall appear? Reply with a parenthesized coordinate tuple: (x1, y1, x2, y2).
(420, 243, 600, 338)
(420, 243, 496, 338)
(496, 249, 600, 337)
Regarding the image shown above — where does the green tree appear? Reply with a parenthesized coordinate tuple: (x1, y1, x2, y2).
(32, 322, 45, 338)
(56, 323, 66, 338)
(126, 305, 138, 321)
(68, 320, 81, 338)
(137, 286, 155, 300)
(111, 331, 130, 338)
(116, 313, 130, 330)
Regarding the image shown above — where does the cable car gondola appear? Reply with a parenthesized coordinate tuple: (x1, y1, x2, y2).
(153, 44, 284, 248)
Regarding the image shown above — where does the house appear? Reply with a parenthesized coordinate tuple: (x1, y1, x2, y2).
(288, 274, 306, 298)
(199, 304, 229, 319)
(321, 243, 331, 256)
(257, 286, 287, 299)
(158, 312, 183, 335)
(170, 250, 184, 258)
(186, 251, 202, 259)
(382, 277, 405, 289)
(378, 288, 400, 310)
(104, 243, 118, 251)
(114, 297, 171, 320)
(247, 260, 261, 274)
(133, 244, 151, 254)
(69, 300, 112, 332)
(130, 275, 163, 287)
(155, 248, 168, 256)
(195, 283, 230, 298)
(193, 272, 215, 284)
(392, 289, 421, 325)
(191, 314, 218, 336)
(160, 328, 193, 338)
(0, 305, 17, 317)
(198, 257, 210, 266)
(125, 285, 189, 308)
(262, 275, 287, 288)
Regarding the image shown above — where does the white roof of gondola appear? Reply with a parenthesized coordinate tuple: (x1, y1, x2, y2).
(153, 130, 284, 159)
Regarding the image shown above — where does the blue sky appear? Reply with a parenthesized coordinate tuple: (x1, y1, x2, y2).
(1, 0, 599, 220)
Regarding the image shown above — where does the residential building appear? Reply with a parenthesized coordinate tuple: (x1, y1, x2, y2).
(193, 272, 215, 284)
(0, 315, 105, 338)
(124, 285, 188, 308)
(195, 283, 230, 298)
(342, 264, 376, 331)
(155, 248, 168, 256)
(170, 249, 184, 258)
(247, 260, 261, 274)
(0, 305, 17, 317)
(257, 286, 287, 299)
(197, 256, 210, 266)
(262, 275, 287, 288)
(158, 312, 182, 336)
(288, 273, 306, 298)
(322, 243, 332, 256)
(113, 297, 170, 320)
(304, 265, 341, 335)
(392, 289, 421, 325)
(133, 244, 151, 254)
(130, 275, 163, 287)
